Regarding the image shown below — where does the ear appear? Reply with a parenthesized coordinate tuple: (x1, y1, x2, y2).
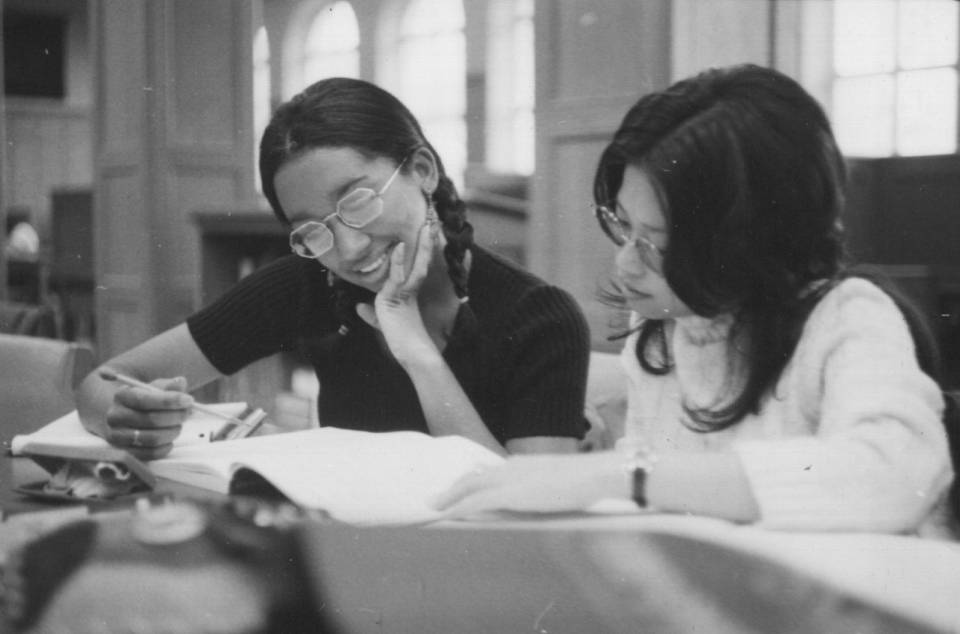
(409, 146, 440, 194)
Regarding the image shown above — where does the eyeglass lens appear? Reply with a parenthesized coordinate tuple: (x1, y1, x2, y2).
(595, 204, 663, 273)
(337, 189, 384, 228)
(290, 223, 334, 258)
(596, 205, 630, 245)
(289, 158, 406, 258)
(635, 236, 663, 274)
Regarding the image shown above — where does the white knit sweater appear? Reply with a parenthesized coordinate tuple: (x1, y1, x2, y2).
(620, 278, 954, 536)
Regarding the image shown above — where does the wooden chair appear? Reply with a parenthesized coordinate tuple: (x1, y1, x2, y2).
(0, 300, 59, 338)
(0, 333, 94, 451)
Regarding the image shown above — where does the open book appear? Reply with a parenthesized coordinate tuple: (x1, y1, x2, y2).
(149, 427, 504, 525)
(10, 403, 250, 456)
(12, 410, 505, 526)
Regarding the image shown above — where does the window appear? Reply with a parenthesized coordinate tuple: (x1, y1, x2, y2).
(487, 0, 535, 175)
(253, 25, 271, 192)
(302, 1, 360, 83)
(396, 0, 466, 186)
(832, 0, 958, 157)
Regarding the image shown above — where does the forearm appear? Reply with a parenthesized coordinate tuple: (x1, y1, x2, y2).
(646, 451, 760, 522)
(75, 370, 119, 436)
(733, 428, 950, 531)
(401, 350, 508, 457)
(76, 356, 179, 436)
(76, 324, 222, 436)
(575, 450, 761, 521)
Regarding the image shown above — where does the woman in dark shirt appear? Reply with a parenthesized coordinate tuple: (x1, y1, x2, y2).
(76, 78, 589, 458)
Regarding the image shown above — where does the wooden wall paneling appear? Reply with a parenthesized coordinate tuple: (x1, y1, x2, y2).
(168, 1, 256, 315)
(4, 105, 92, 234)
(93, 0, 151, 358)
(91, 0, 254, 358)
(670, 0, 772, 81)
(168, 164, 239, 315)
(843, 159, 883, 264)
(5, 112, 43, 216)
(170, 2, 238, 149)
(355, 0, 385, 83)
(98, 2, 146, 156)
(97, 163, 150, 355)
(464, 0, 487, 168)
(874, 157, 960, 282)
(770, 0, 833, 108)
(1, 1, 93, 267)
(1, 6, 6, 300)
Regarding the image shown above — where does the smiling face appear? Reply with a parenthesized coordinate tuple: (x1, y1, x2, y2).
(275, 146, 433, 291)
(613, 164, 693, 319)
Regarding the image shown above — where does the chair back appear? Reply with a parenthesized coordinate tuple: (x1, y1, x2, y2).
(0, 333, 94, 450)
(0, 300, 59, 338)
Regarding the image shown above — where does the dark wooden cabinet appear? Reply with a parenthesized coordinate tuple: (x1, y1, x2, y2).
(192, 209, 313, 425)
(49, 188, 95, 343)
(845, 156, 960, 387)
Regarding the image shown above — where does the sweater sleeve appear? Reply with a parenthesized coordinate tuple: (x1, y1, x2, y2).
(496, 285, 591, 441)
(733, 279, 953, 532)
(187, 256, 333, 375)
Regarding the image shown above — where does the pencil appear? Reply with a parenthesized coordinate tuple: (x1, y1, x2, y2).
(98, 368, 244, 425)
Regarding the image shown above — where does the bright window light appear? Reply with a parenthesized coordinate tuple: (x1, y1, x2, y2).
(253, 26, 271, 192)
(832, 0, 958, 157)
(897, 68, 957, 156)
(833, 0, 896, 76)
(487, 0, 535, 175)
(397, 0, 466, 187)
(303, 1, 359, 82)
(898, 0, 958, 69)
(834, 75, 895, 157)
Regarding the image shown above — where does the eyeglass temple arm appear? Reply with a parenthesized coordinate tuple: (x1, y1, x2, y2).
(378, 156, 409, 195)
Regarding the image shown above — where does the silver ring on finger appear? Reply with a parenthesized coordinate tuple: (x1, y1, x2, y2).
(132, 428, 142, 447)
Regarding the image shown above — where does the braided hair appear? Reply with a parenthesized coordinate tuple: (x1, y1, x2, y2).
(259, 77, 473, 335)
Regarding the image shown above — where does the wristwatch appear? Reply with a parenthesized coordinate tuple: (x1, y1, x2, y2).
(618, 440, 659, 508)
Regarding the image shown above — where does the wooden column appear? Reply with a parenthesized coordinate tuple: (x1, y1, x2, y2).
(529, 0, 672, 350)
(90, 0, 256, 358)
(670, 0, 773, 81)
(1, 6, 7, 301)
(529, 0, 776, 349)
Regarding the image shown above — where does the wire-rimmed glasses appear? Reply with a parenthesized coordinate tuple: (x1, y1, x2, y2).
(593, 203, 665, 274)
(289, 157, 408, 259)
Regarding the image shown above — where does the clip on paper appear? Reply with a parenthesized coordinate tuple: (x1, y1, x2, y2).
(211, 407, 269, 442)
(16, 443, 156, 502)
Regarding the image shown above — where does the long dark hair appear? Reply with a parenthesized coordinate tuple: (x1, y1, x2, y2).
(259, 77, 473, 333)
(592, 64, 846, 429)
(595, 65, 960, 524)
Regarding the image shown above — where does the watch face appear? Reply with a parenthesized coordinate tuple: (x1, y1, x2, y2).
(632, 466, 649, 508)
(616, 440, 657, 509)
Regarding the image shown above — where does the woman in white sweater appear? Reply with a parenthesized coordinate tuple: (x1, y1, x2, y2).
(436, 64, 956, 537)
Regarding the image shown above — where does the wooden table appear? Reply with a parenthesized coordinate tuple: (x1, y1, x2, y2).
(4, 450, 960, 633)
(300, 514, 960, 633)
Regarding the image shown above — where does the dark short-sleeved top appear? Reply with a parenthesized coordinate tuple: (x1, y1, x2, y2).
(187, 246, 590, 445)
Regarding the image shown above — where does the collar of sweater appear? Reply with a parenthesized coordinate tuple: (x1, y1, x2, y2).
(671, 313, 741, 411)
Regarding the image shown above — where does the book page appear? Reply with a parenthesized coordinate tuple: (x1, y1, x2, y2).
(10, 404, 249, 456)
(150, 427, 505, 525)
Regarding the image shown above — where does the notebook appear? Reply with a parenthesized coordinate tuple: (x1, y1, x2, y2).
(148, 427, 505, 525)
(12, 411, 505, 526)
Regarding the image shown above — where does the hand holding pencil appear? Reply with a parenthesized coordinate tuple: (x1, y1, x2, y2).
(96, 368, 200, 460)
